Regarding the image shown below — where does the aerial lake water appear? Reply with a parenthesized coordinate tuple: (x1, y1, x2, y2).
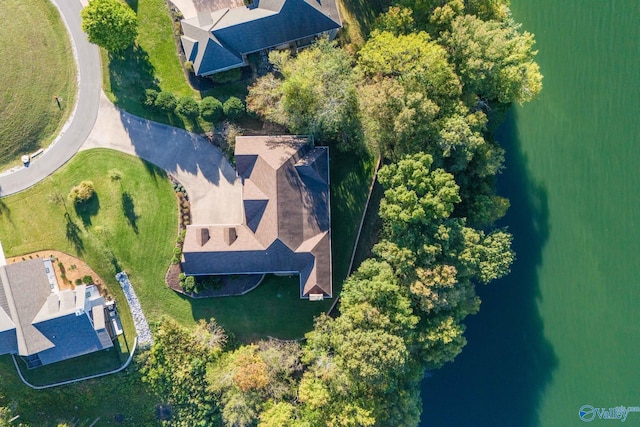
(420, 1, 640, 426)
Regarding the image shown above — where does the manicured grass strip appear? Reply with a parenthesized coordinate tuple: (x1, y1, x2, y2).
(0, 0, 76, 170)
(16, 339, 127, 386)
(330, 149, 377, 288)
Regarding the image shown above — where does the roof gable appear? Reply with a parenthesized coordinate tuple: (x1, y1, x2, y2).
(181, 0, 341, 75)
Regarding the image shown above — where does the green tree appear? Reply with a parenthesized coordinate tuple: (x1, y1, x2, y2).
(81, 0, 137, 52)
(442, 14, 543, 104)
(377, 152, 461, 234)
(140, 317, 224, 425)
(200, 97, 224, 122)
(223, 97, 245, 120)
(176, 96, 200, 119)
(68, 180, 95, 204)
(208, 342, 302, 427)
(142, 89, 158, 108)
(258, 402, 295, 427)
(248, 39, 363, 150)
(357, 31, 461, 157)
(373, 6, 416, 35)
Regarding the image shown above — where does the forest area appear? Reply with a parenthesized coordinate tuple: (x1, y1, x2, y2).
(135, 0, 544, 425)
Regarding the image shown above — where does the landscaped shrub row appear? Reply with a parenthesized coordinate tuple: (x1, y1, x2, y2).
(179, 272, 222, 293)
(142, 89, 244, 123)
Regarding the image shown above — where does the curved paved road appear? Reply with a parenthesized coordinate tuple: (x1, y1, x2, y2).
(0, 0, 100, 197)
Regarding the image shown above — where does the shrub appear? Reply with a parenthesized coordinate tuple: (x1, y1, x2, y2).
(184, 61, 194, 73)
(176, 96, 200, 118)
(199, 97, 224, 122)
(68, 181, 95, 204)
(82, 275, 94, 284)
(198, 275, 222, 291)
(223, 97, 245, 121)
(75, 279, 83, 286)
(210, 68, 242, 84)
(182, 275, 196, 293)
(142, 89, 158, 108)
(155, 91, 178, 113)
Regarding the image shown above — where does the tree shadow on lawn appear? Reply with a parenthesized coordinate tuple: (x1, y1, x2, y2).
(122, 191, 140, 234)
(74, 194, 100, 228)
(0, 196, 11, 221)
(64, 213, 84, 255)
(420, 109, 558, 427)
(107, 45, 158, 116)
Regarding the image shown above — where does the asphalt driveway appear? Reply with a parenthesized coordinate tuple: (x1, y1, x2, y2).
(80, 92, 243, 225)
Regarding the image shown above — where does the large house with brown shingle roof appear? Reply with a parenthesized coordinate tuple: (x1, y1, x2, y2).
(181, 0, 342, 76)
(182, 135, 332, 299)
(0, 244, 113, 368)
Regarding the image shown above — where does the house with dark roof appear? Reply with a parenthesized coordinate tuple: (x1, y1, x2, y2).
(182, 135, 332, 299)
(181, 0, 342, 76)
(0, 246, 113, 368)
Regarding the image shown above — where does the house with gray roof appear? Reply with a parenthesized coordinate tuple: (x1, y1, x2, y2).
(182, 135, 332, 299)
(181, 0, 342, 76)
(0, 247, 113, 368)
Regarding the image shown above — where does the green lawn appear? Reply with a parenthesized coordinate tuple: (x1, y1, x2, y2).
(0, 0, 76, 171)
(0, 149, 178, 345)
(103, 0, 195, 118)
(0, 150, 174, 424)
(16, 334, 131, 386)
(0, 356, 159, 425)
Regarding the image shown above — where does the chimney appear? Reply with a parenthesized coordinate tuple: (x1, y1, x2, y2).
(223, 227, 237, 246)
(196, 227, 210, 246)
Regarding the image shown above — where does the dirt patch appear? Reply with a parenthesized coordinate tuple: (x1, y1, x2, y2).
(6, 250, 110, 297)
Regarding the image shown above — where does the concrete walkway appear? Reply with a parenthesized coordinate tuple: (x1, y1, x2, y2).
(0, 0, 100, 197)
(81, 92, 243, 225)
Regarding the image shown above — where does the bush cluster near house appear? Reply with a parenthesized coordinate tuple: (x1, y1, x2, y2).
(138, 0, 542, 425)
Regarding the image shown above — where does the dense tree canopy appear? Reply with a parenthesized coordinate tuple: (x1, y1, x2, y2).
(442, 14, 543, 104)
(247, 38, 363, 151)
(81, 0, 137, 53)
